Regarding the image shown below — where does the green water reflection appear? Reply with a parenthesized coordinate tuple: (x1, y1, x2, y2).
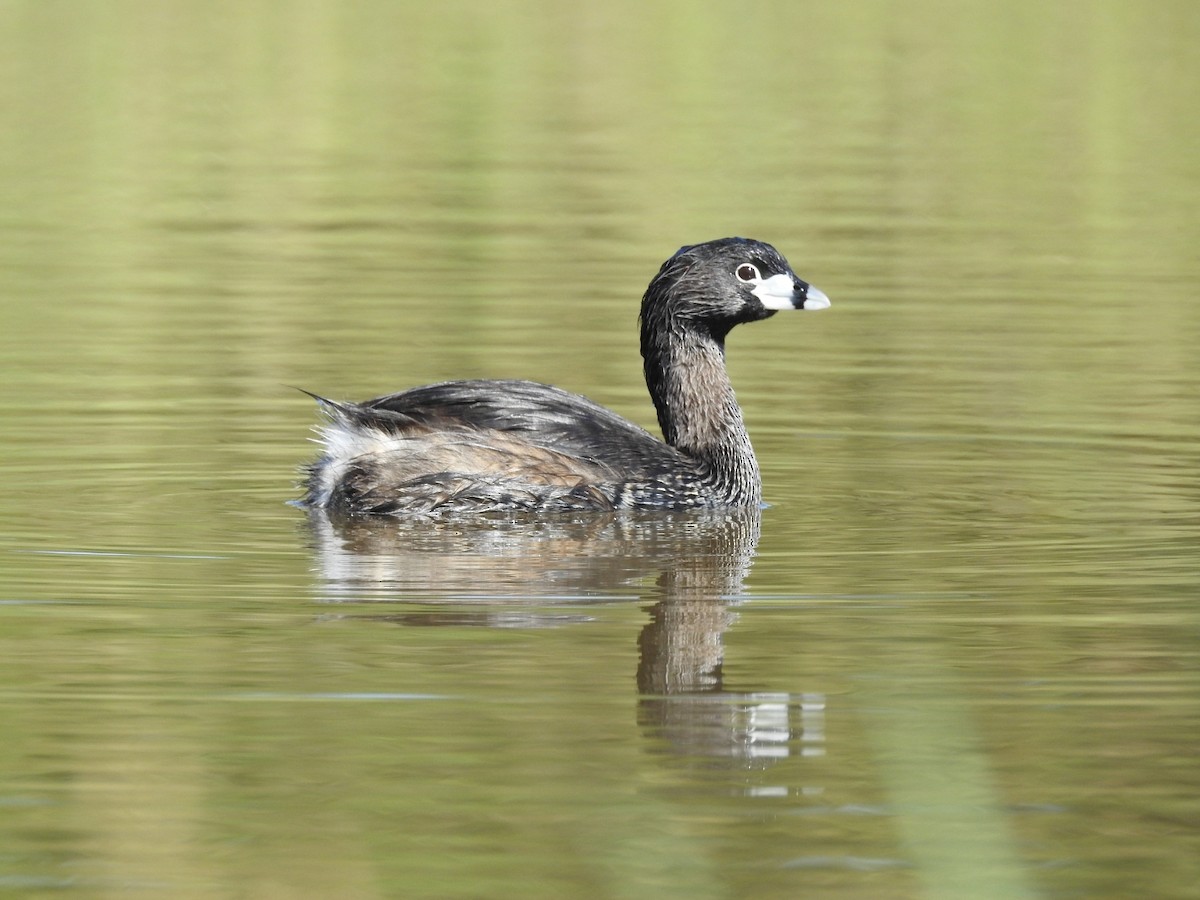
(1, 1, 1198, 898)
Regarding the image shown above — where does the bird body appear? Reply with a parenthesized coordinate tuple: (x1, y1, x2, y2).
(302, 238, 829, 516)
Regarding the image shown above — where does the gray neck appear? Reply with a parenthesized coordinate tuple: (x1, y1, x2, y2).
(644, 330, 762, 505)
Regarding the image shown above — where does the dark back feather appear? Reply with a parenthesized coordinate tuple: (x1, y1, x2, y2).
(357, 379, 690, 476)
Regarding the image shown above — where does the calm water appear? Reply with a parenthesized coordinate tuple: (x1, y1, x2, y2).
(2, 2, 1199, 898)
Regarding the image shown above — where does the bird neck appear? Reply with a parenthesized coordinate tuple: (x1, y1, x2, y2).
(642, 328, 762, 504)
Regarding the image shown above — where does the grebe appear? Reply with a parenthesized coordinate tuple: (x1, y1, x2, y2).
(302, 238, 829, 515)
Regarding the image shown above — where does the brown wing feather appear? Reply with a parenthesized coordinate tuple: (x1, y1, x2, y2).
(305, 402, 622, 514)
(355, 380, 689, 475)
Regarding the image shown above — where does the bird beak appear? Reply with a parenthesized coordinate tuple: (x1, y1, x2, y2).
(799, 282, 831, 311)
(753, 274, 831, 311)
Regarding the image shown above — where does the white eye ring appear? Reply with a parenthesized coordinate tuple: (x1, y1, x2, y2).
(735, 263, 761, 283)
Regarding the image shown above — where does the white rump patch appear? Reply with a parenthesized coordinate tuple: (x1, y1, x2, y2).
(308, 421, 411, 508)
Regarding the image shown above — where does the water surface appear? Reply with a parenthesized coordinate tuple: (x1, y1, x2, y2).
(1, 2, 1198, 898)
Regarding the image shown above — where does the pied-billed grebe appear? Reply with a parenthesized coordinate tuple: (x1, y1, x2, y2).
(302, 237, 829, 516)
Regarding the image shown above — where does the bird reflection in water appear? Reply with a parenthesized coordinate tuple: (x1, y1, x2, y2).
(303, 508, 823, 765)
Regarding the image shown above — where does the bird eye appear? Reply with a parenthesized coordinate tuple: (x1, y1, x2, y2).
(735, 263, 760, 283)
